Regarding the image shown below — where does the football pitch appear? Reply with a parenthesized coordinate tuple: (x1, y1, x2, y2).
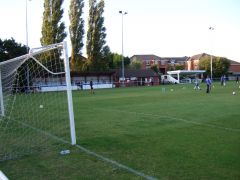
(1, 82, 240, 179)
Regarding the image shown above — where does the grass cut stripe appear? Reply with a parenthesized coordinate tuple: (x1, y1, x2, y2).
(94, 107, 240, 133)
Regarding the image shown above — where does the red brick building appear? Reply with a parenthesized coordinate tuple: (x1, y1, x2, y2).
(228, 60, 240, 76)
(186, 53, 240, 76)
(114, 69, 159, 86)
(130, 54, 188, 74)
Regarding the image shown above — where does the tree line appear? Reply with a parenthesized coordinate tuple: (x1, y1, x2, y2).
(40, 0, 131, 72)
(0, 0, 231, 77)
(0, 36, 231, 78)
(0, 0, 130, 72)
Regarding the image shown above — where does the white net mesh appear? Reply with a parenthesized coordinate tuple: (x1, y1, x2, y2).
(0, 42, 73, 161)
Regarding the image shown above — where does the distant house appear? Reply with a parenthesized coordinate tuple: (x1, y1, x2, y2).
(161, 57, 188, 71)
(228, 60, 240, 76)
(186, 53, 211, 70)
(114, 69, 159, 86)
(130, 54, 162, 69)
(130, 54, 188, 74)
(187, 53, 240, 76)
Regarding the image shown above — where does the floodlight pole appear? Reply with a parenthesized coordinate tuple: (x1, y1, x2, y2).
(119, 11, 127, 86)
(209, 26, 214, 80)
(26, 0, 29, 49)
(26, 0, 32, 92)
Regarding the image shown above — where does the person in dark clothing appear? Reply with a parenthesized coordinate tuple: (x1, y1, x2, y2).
(221, 75, 226, 86)
(206, 76, 212, 93)
(236, 76, 239, 84)
(220, 75, 224, 86)
(90, 80, 94, 94)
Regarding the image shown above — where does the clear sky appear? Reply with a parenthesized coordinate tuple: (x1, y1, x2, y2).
(0, 0, 240, 62)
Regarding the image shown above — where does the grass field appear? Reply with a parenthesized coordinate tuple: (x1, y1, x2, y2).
(1, 82, 240, 179)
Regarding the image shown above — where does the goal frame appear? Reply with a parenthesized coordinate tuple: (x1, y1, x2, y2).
(0, 41, 76, 145)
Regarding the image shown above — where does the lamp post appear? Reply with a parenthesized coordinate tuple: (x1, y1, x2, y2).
(26, 0, 31, 92)
(26, 0, 32, 49)
(119, 11, 127, 85)
(209, 26, 214, 80)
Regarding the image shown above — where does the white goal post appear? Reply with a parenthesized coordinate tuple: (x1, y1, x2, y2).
(62, 41, 76, 145)
(0, 70, 4, 116)
(0, 170, 8, 180)
(0, 41, 76, 161)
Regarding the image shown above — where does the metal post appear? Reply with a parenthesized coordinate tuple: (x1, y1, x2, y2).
(209, 27, 214, 80)
(63, 41, 76, 145)
(119, 11, 127, 86)
(177, 73, 180, 84)
(210, 54, 212, 80)
(0, 69, 4, 116)
(26, 0, 31, 91)
(26, 0, 29, 48)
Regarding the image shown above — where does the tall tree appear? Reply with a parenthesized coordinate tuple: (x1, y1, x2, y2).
(69, 0, 85, 72)
(41, 0, 66, 45)
(0, 38, 27, 62)
(199, 56, 230, 78)
(86, 0, 108, 71)
(130, 56, 142, 70)
(214, 57, 230, 77)
(109, 53, 122, 69)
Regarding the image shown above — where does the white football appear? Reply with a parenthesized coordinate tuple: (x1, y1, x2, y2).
(39, 105, 44, 108)
(232, 92, 236, 95)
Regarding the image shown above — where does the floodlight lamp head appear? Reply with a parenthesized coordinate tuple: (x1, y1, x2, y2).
(119, 11, 127, 15)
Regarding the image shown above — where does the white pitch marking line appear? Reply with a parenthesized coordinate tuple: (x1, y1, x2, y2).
(96, 108, 240, 133)
(75, 144, 158, 180)
(11, 118, 158, 180)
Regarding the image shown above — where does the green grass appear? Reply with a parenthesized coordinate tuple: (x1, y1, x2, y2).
(1, 82, 240, 179)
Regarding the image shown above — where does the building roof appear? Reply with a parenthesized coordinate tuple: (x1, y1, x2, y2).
(131, 54, 189, 64)
(189, 53, 240, 65)
(187, 53, 211, 61)
(161, 56, 189, 63)
(115, 69, 158, 78)
(131, 54, 161, 61)
(228, 59, 240, 65)
(71, 71, 115, 76)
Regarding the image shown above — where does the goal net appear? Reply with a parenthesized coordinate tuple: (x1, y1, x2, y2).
(0, 42, 76, 161)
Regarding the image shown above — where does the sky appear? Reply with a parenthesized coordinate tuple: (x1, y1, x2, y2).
(0, 0, 240, 62)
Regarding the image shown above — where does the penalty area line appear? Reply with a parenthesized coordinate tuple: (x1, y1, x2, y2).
(11, 118, 158, 180)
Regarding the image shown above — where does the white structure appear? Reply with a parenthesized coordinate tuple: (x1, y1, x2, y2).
(166, 70, 206, 84)
(161, 75, 179, 84)
(0, 170, 9, 180)
(0, 69, 4, 116)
